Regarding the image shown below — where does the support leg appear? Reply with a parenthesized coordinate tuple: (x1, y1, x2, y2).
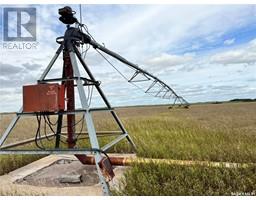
(0, 108, 22, 147)
(38, 44, 63, 81)
(1, 45, 63, 148)
(69, 51, 110, 196)
(73, 46, 136, 151)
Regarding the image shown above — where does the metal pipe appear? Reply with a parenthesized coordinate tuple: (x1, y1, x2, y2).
(61, 131, 123, 135)
(0, 131, 123, 150)
(0, 133, 56, 149)
(0, 149, 95, 155)
(88, 39, 180, 98)
(84, 35, 189, 107)
(55, 63, 66, 148)
(80, 156, 255, 169)
(17, 108, 113, 117)
(64, 51, 76, 148)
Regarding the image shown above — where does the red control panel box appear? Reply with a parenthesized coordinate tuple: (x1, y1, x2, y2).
(23, 83, 65, 112)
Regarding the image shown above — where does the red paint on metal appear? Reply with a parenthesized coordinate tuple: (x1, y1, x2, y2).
(23, 83, 65, 112)
(72, 155, 129, 166)
(63, 53, 89, 163)
(58, 85, 65, 110)
(63, 52, 76, 148)
(99, 157, 115, 181)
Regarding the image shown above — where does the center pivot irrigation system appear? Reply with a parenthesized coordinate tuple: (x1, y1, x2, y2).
(0, 7, 189, 195)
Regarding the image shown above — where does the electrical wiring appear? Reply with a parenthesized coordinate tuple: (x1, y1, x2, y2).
(35, 113, 45, 150)
(43, 115, 55, 141)
(46, 115, 58, 126)
(75, 115, 85, 140)
(61, 115, 84, 129)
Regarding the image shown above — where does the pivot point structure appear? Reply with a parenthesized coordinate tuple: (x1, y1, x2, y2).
(0, 6, 189, 195)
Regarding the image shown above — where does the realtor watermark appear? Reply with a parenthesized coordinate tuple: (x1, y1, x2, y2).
(0, 42, 38, 50)
(231, 191, 255, 196)
(1, 7, 39, 50)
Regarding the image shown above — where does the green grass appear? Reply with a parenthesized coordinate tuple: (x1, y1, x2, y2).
(125, 116, 256, 163)
(0, 102, 256, 195)
(0, 154, 42, 175)
(113, 162, 256, 196)
(98, 116, 256, 164)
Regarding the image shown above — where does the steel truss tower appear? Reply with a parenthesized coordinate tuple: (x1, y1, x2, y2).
(0, 25, 136, 196)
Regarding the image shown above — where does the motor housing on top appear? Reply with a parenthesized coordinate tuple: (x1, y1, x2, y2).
(58, 6, 77, 25)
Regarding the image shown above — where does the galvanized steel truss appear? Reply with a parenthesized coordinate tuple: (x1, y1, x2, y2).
(0, 39, 136, 196)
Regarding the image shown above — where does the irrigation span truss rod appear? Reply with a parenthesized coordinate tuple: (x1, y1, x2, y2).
(79, 27, 189, 107)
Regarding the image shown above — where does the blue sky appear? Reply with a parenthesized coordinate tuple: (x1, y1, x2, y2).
(0, 4, 256, 112)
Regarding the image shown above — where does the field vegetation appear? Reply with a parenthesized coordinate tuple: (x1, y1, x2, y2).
(0, 102, 256, 195)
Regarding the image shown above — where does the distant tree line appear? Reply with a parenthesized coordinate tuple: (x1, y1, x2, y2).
(229, 98, 256, 102)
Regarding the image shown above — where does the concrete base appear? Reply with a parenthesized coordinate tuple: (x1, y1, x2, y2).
(0, 154, 135, 196)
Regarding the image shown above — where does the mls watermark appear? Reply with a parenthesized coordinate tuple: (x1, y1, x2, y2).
(231, 191, 256, 196)
(1, 7, 39, 50)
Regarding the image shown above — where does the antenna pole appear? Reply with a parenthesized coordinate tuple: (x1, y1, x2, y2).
(79, 4, 82, 24)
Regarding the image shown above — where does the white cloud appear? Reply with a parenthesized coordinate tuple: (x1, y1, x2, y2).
(145, 53, 194, 69)
(223, 38, 235, 45)
(0, 5, 256, 112)
(210, 39, 256, 65)
(88, 5, 255, 61)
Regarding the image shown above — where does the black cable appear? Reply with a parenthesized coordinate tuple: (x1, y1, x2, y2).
(35, 113, 40, 148)
(35, 116, 111, 164)
(75, 115, 85, 140)
(59, 115, 85, 144)
(77, 23, 91, 60)
(35, 113, 45, 150)
(61, 115, 84, 128)
(81, 24, 97, 42)
(46, 115, 58, 126)
(43, 115, 55, 141)
(60, 138, 68, 144)
(90, 148, 112, 166)
(44, 115, 56, 133)
(37, 114, 45, 149)
(43, 116, 48, 141)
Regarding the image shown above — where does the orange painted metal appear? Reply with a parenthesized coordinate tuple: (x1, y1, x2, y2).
(63, 52, 76, 147)
(23, 83, 65, 112)
(76, 155, 132, 166)
(99, 157, 115, 181)
(77, 155, 115, 181)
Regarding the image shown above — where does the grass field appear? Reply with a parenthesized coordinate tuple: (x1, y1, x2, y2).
(0, 102, 256, 195)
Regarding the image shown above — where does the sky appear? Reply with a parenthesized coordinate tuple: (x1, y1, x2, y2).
(0, 4, 256, 112)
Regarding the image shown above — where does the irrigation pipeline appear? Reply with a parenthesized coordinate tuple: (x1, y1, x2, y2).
(81, 156, 256, 169)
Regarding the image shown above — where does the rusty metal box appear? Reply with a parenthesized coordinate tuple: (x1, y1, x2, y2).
(23, 83, 65, 112)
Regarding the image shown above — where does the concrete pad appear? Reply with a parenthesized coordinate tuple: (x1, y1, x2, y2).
(0, 154, 135, 195)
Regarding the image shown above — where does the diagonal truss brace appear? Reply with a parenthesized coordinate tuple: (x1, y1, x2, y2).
(87, 38, 189, 108)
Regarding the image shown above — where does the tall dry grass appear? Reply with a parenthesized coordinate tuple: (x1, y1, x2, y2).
(0, 102, 256, 195)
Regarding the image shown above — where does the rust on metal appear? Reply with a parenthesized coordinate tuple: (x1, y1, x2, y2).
(77, 156, 255, 169)
(23, 83, 65, 112)
(99, 157, 115, 181)
(64, 52, 76, 148)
